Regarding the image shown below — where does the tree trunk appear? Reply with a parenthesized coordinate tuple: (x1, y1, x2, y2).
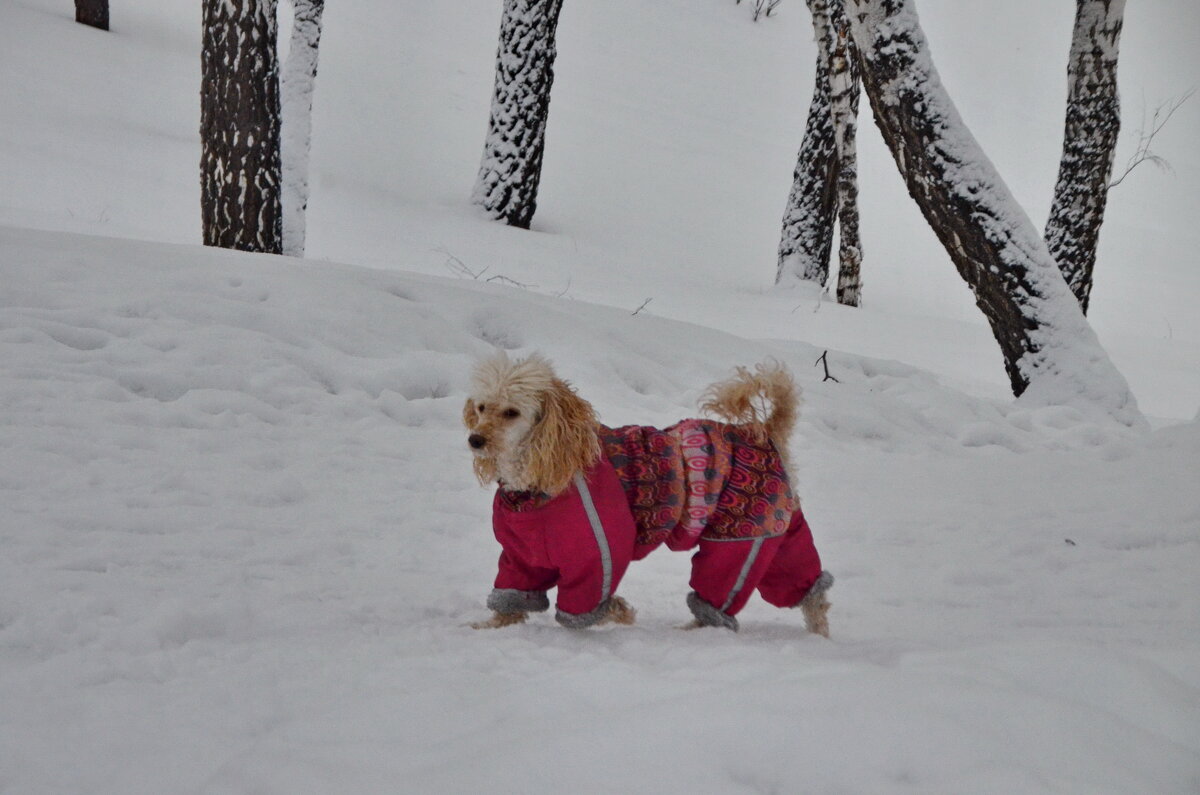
(845, 0, 1141, 424)
(281, 0, 325, 258)
(75, 0, 108, 30)
(829, 5, 863, 306)
(777, 0, 838, 287)
(472, 0, 565, 230)
(200, 0, 282, 254)
(1045, 0, 1125, 314)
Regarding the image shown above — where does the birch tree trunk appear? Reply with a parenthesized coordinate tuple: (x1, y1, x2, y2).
(777, 0, 838, 287)
(829, 6, 863, 306)
(1045, 0, 1125, 314)
(281, 0, 325, 257)
(75, 0, 108, 31)
(845, 0, 1141, 425)
(472, 0, 565, 230)
(200, 0, 282, 254)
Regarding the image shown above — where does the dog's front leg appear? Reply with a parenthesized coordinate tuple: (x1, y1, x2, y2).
(471, 611, 528, 629)
(599, 595, 637, 626)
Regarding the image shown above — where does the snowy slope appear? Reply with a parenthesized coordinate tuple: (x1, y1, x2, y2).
(2, 0, 1200, 791)
(1, 0, 1198, 418)
(2, 227, 1198, 793)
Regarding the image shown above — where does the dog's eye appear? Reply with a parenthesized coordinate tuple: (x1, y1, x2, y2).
(502, 408, 520, 419)
(477, 404, 486, 413)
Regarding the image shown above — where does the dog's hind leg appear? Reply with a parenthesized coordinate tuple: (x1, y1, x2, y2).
(800, 593, 831, 638)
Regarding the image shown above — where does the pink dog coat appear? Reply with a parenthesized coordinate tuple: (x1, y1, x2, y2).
(490, 459, 637, 627)
(487, 420, 830, 629)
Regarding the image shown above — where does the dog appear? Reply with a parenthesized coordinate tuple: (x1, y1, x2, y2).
(464, 351, 832, 635)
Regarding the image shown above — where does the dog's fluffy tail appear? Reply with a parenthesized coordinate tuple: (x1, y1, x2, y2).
(699, 361, 799, 469)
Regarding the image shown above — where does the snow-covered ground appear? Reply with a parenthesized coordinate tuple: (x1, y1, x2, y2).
(1, 0, 1198, 792)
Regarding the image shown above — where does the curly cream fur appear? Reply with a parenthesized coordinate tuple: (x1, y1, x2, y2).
(699, 360, 799, 476)
(464, 352, 599, 496)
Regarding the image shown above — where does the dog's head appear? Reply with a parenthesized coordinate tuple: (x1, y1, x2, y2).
(463, 352, 600, 496)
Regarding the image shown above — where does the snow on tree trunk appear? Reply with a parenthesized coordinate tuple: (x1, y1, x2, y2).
(200, 0, 283, 254)
(845, 0, 1142, 425)
(472, 0, 564, 230)
(777, 0, 838, 287)
(1044, 0, 1125, 315)
(75, 0, 108, 30)
(829, 5, 863, 307)
(281, 0, 325, 258)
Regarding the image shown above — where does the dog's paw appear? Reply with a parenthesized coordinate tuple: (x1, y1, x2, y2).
(602, 595, 637, 626)
(802, 598, 831, 638)
(470, 611, 528, 629)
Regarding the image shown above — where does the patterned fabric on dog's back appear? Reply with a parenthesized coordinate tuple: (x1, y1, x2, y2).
(600, 420, 793, 552)
(598, 424, 684, 549)
(698, 422, 793, 543)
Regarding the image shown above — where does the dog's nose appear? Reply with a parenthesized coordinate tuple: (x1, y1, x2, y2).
(468, 434, 487, 450)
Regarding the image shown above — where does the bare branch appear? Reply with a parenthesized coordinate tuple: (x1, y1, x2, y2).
(435, 246, 537, 290)
(752, 0, 783, 21)
(1108, 89, 1194, 190)
(486, 274, 537, 289)
(814, 350, 839, 383)
(435, 246, 487, 279)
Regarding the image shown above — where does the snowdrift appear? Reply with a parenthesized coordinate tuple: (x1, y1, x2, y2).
(2, 226, 1197, 793)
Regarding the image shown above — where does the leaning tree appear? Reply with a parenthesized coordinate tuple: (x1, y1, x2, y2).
(1044, 0, 1126, 314)
(200, 0, 282, 254)
(844, 0, 1141, 425)
(472, 0, 565, 229)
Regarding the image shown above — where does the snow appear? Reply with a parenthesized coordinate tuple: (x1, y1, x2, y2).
(2, 0, 1199, 792)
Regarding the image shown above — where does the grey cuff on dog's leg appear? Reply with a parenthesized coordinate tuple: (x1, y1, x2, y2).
(686, 591, 740, 632)
(487, 589, 550, 614)
(798, 570, 834, 607)
(556, 598, 614, 629)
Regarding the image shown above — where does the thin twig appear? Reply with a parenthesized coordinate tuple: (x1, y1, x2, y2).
(553, 277, 573, 298)
(1108, 89, 1194, 190)
(631, 298, 653, 316)
(486, 274, 537, 289)
(815, 350, 839, 383)
(436, 246, 536, 288)
(435, 246, 487, 279)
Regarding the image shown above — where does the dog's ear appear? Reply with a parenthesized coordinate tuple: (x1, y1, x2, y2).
(524, 377, 600, 496)
(461, 397, 476, 429)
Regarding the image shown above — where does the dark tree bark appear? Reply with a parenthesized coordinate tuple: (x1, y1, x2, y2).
(200, 0, 282, 254)
(777, 0, 838, 287)
(281, 0, 325, 257)
(75, 0, 108, 30)
(472, 0, 565, 230)
(845, 0, 1140, 424)
(828, 5, 863, 306)
(1045, 0, 1125, 314)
